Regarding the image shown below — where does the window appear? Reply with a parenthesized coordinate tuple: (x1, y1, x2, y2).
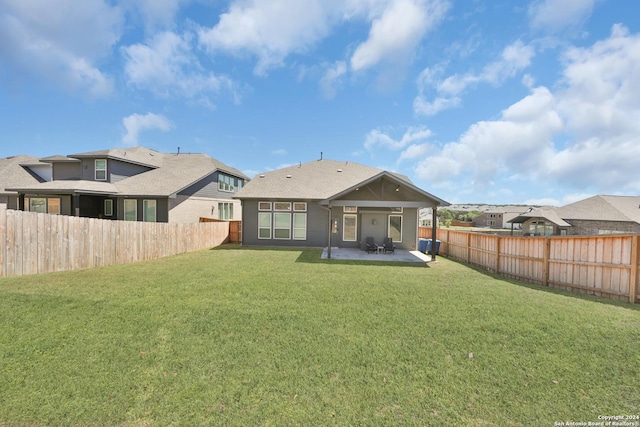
(259, 201, 271, 211)
(47, 199, 60, 215)
(389, 215, 402, 242)
(293, 213, 307, 240)
(30, 198, 46, 213)
(343, 214, 357, 242)
(293, 202, 307, 212)
(124, 199, 137, 221)
(104, 200, 113, 216)
(143, 200, 156, 222)
(28, 197, 60, 214)
(218, 202, 234, 220)
(258, 212, 271, 239)
(344, 206, 357, 213)
(529, 221, 553, 236)
(274, 213, 291, 239)
(218, 174, 235, 192)
(274, 202, 291, 211)
(95, 159, 107, 181)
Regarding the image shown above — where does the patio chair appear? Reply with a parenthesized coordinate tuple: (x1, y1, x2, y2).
(365, 236, 377, 254)
(383, 237, 395, 254)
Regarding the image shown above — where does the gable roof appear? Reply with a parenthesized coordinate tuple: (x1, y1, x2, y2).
(6, 147, 249, 198)
(235, 159, 449, 206)
(0, 155, 48, 195)
(509, 195, 640, 226)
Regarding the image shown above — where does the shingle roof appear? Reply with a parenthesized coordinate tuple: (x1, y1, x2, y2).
(509, 195, 640, 226)
(0, 155, 48, 195)
(235, 159, 449, 205)
(6, 147, 249, 198)
(556, 195, 640, 223)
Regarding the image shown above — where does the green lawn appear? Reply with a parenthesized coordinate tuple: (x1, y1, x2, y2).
(1, 245, 639, 426)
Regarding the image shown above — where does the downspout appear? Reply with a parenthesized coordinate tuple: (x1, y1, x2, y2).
(432, 205, 438, 262)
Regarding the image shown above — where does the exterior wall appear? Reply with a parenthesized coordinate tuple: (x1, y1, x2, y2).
(241, 201, 419, 250)
(522, 218, 640, 236)
(53, 162, 82, 180)
(241, 200, 328, 247)
(168, 196, 243, 223)
(180, 172, 244, 200)
(564, 219, 640, 236)
(116, 197, 169, 222)
(109, 160, 151, 183)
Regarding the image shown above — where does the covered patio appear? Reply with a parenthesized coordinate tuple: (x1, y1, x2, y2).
(321, 247, 433, 263)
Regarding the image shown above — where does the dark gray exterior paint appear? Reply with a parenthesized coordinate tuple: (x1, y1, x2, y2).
(53, 162, 82, 180)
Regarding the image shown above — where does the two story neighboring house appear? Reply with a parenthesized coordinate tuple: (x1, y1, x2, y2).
(6, 146, 249, 223)
(473, 206, 531, 229)
(0, 155, 51, 210)
(508, 195, 640, 236)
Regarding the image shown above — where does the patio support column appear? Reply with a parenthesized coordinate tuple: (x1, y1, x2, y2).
(432, 205, 438, 262)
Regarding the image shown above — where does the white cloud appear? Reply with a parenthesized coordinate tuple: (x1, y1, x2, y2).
(319, 61, 347, 99)
(364, 126, 433, 151)
(0, 0, 122, 97)
(350, 0, 449, 72)
(529, 0, 596, 33)
(399, 143, 432, 162)
(122, 31, 236, 103)
(272, 149, 288, 156)
(122, 113, 173, 146)
(414, 40, 535, 116)
(121, 0, 187, 31)
(413, 25, 640, 195)
(198, 0, 448, 78)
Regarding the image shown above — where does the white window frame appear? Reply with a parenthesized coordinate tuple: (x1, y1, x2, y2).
(218, 202, 234, 220)
(104, 199, 113, 216)
(274, 212, 291, 239)
(258, 201, 272, 211)
(95, 159, 107, 181)
(343, 214, 357, 242)
(143, 200, 157, 222)
(274, 202, 292, 211)
(388, 215, 403, 242)
(218, 174, 234, 192)
(258, 212, 271, 239)
(124, 199, 137, 221)
(293, 202, 307, 212)
(344, 206, 357, 213)
(293, 213, 307, 240)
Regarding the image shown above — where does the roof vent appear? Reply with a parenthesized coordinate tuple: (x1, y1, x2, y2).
(259, 174, 266, 178)
(337, 169, 342, 172)
(286, 174, 292, 178)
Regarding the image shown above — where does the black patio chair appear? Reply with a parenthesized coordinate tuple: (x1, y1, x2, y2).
(383, 237, 395, 254)
(365, 236, 377, 254)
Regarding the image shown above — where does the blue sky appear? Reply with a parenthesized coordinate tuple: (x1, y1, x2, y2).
(1, 0, 639, 206)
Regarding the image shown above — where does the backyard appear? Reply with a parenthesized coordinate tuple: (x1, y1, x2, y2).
(0, 245, 639, 426)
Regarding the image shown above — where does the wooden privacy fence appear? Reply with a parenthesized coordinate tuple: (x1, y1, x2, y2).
(1, 209, 231, 277)
(200, 218, 241, 244)
(419, 228, 639, 304)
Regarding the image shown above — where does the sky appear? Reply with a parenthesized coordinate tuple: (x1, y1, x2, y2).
(1, 0, 639, 206)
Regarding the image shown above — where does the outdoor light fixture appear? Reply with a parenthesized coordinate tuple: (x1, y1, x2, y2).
(395, 185, 400, 192)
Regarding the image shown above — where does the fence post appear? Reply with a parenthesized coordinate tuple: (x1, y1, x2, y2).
(543, 237, 551, 286)
(629, 235, 638, 304)
(466, 232, 471, 264)
(495, 235, 501, 273)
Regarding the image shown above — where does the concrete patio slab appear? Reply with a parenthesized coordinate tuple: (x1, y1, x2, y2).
(321, 247, 433, 263)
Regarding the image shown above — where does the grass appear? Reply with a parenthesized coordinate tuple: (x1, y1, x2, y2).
(1, 245, 639, 426)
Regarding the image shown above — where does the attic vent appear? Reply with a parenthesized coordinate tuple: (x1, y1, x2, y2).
(286, 175, 292, 178)
(337, 169, 343, 172)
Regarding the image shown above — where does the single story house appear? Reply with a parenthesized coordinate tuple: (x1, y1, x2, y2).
(6, 146, 249, 223)
(234, 159, 449, 253)
(0, 155, 51, 209)
(509, 195, 640, 236)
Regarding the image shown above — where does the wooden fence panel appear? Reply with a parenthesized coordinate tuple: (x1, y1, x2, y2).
(424, 227, 637, 304)
(0, 209, 231, 278)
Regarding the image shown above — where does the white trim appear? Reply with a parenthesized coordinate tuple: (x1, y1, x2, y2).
(124, 199, 137, 221)
(343, 214, 357, 242)
(104, 199, 113, 216)
(143, 199, 157, 222)
(95, 159, 107, 181)
(258, 212, 271, 239)
(388, 214, 403, 242)
(293, 212, 307, 240)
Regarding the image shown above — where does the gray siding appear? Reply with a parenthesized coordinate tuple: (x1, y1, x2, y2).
(53, 162, 82, 180)
(179, 172, 242, 200)
(241, 200, 328, 247)
(110, 160, 152, 183)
